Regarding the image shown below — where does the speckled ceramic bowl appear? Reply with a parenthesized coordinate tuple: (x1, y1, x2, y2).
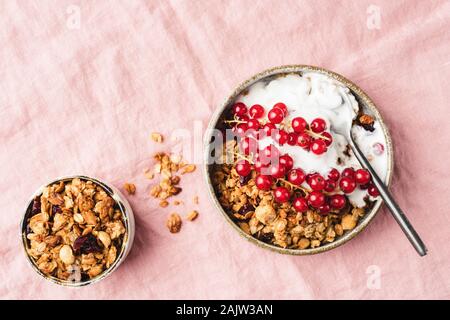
(203, 65, 393, 255)
(20, 175, 135, 286)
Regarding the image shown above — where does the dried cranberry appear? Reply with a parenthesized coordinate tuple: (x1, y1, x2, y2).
(259, 232, 274, 243)
(238, 203, 255, 214)
(73, 234, 103, 255)
(52, 205, 62, 215)
(239, 174, 250, 186)
(80, 272, 90, 282)
(31, 197, 41, 216)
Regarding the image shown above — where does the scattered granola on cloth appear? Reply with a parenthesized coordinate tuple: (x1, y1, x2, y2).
(23, 178, 127, 282)
(151, 132, 164, 143)
(166, 213, 182, 233)
(123, 183, 136, 195)
(144, 152, 200, 232)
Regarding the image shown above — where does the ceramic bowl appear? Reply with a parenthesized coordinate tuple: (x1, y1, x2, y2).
(203, 65, 393, 255)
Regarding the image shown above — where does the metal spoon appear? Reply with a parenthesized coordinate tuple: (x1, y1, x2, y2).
(336, 94, 428, 256)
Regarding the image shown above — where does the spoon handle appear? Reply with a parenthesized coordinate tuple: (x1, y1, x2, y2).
(349, 139, 428, 256)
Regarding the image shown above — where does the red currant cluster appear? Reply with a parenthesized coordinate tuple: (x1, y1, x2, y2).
(230, 102, 380, 216)
(230, 102, 332, 155)
(237, 160, 379, 215)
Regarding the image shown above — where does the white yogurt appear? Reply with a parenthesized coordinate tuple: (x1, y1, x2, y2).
(236, 73, 388, 207)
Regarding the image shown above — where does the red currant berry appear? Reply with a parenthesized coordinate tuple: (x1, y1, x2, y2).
(318, 203, 331, 215)
(291, 117, 307, 133)
(274, 186, 290, 203)
(293, 197, 308, 213)
(255, 175, 273, 190)
(321, 132, 333, 146)
(268, 108, 284, 124)
(249, 104, 264, 119)
(247, 119, 260, 131)
(288, 168, 306, 185)
(237, 114, 249, 121)
(239, 137, 257, 155)
(339, 177, 357, 194)
(328, 168, 340, 181)
(232, 102, 247, 116)
(341, 168, 355, 179)
(254, 159, 269, 174)
(262, 123, 276, 137)
(274, 129, 288, 145)
(330, 194, 346, 210)
(235, 160, 252, 176)
(306, 172, 317, 184)
(308, 191, 326, 208)
(270, 164, 286, 179)
(368, 184, 380, 197)
(279, 154, 294, 171)
(287, 132, 298, 146)
(310, 139, 327, 155)
(297, 133, 312, 149)
(324, 179, 336, 192)
(233, 123, 248, 137)
(308, 174, 326, 191)
(273, 102, 287, 115)
(262, 144, 280, 161)
(355, 169, 371, 185)
(310, 118, 327, 133)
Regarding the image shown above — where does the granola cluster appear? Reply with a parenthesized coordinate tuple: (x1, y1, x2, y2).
(212, 140, 369, 249)
(24, 178, 127, 282)
(145, 135, 199, 233)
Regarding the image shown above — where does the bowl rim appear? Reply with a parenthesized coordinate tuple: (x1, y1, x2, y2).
(203, 64, 394, 255)
(20, 175, 135, 286)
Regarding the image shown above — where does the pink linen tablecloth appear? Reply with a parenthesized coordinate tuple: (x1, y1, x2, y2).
(1, 0, 449, 299)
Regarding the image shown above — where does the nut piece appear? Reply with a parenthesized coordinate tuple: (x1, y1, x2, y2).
(82, 210, 97, 226)
(334, 224, 344, 236)
(106, 246, 117, 268)
(38, 260, 57, 274)
(255, 204, 276, 225)
(186, 210, 199, 221)
(238, 222, 251, 234)
(166, 213, 182, 233)
(151, 132, 163, 143)
(88, 265, 103, 278)
(44, 235, 61, 247)
(144, 169, 154, 180)
(298, 238, 310, 249)
(180, 164, 196, 174)
(97, 231, 111, 248)
(159, 200, 169, 208)
(74, 213, 84, 224)
(123, 183, 136, 195)
(341, 214, 357, 230)
(311, 240, 321, 248)
(359, 114, 374, 125)
(59, 245, 75, 265)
